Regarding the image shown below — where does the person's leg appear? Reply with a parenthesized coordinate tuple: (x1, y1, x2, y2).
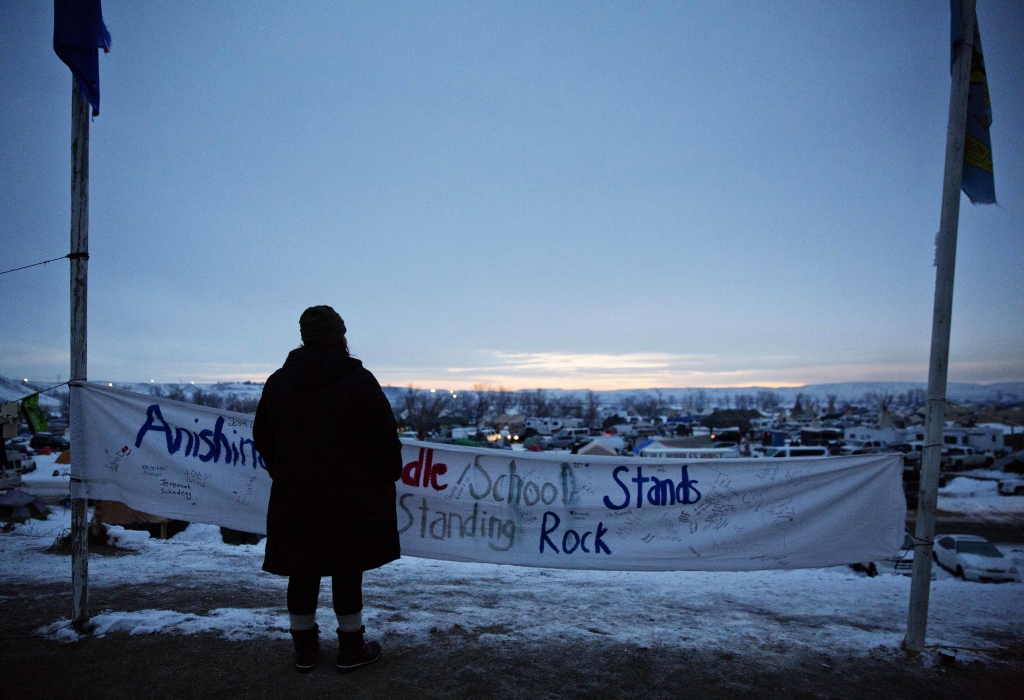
(332, 571, 363, 632)
(287, 575, 321, 672)
(287, 575, 321, 631)
(332, 571, 380, 672)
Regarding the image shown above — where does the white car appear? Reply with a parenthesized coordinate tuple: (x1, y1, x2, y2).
(839, 440, 884, 456)
(933, 534, 1020, 583)
(7, 435, 35, 456)
(851, 532, 919, 577)
(5, 450, 36, 474)
(998, 477, 1024, 496)
(752, 446, 829, 459)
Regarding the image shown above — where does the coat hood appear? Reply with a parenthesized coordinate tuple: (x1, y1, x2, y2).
(278, 345, 363, 390)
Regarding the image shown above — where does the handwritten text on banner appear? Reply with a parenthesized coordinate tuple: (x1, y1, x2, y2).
(73, 383, 905, 571)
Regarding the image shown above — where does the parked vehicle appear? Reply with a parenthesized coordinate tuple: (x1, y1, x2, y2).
(0, 459, 22, 489)
(524, 417, 582, 436)
(29, 433, 69, 452)
(933, 535, 1019, 582)
(556, 427, 591, 441)
(839, 440, 884, 456)
(5, 450, 36, 474)
(752, 446, 829, 459)
(851, 532, 920, 577)
(477, 428, 501, 443)
(943, 446, 993, 470)
(638, 445, 740, 459)
(7, 436, 35, 456)
(991, 450, 1024, 474)
(710, 427, 742, 443)
(887, 443, 921, 466)
(800, 428, 843, 448)
(547, 427, 591, 450)
(998, 476, 1024, 496)
(903, 442, 954, 469)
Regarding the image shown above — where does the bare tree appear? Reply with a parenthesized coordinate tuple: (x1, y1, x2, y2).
(166, 384, 188, 402)
(551, 392, 582, 418)
(492, 386, 513, 417)
(472, 384, 492, 427)
(403, 386, 449, 440)
(756, 390, 780, 411)
(626, 392, 664, 422)
(225, 395, 259, 414)
(518, 389, 549, 418)
(694, 390, 708, 412)
(192, 388, 224, 409)
(447, 392, 473, 427)
(906, 388, 926, 408)
(583, 391, 601, 428)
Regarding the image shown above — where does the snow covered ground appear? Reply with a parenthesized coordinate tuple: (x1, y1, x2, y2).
(938, 477, 1024, 517)
(4, 507, 1022, 661)
(18, 453, 70, 504)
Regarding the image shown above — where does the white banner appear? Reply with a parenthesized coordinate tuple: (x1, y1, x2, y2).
(73, 383, 906, 571)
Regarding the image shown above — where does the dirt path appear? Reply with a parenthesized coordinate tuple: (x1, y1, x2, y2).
(3, 578, 1021, 700)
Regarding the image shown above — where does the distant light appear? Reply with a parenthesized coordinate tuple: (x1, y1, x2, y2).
(191, 381, 195, 385)
(23, 378, 28, 382)
(430, 389, 436, 393)
(150, 379, 155, 383)
(108, 383, 113, 387)
(452, 394, 457, 399)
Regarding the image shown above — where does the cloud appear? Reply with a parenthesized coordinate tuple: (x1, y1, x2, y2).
(370, 351, 1024, 391)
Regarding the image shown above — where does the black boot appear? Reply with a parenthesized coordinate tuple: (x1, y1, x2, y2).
(336, 625, 381, 673)
(290, 624, 319, 673)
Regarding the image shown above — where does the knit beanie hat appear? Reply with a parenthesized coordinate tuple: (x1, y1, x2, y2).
(299, 305, 346, 346)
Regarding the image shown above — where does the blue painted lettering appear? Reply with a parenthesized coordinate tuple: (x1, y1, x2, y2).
(603, 466, 631, 510)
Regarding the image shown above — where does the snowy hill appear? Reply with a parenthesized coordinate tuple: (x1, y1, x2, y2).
(597, 382, 1024, 406)
(0, 376, 64, 409)
(2, 375, 1021, 415)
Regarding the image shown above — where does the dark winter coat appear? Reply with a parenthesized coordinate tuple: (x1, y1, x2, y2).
(253, 346, 403, 576)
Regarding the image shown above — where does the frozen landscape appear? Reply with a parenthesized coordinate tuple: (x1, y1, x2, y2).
(2, 456, 1023, 698)
(9, 507, 1022, 656)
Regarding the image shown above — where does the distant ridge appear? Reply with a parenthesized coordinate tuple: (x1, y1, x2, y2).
(382, 381, 1024, 405)
(1, 375, 1021, 409)
(587, 381, 1024, 405)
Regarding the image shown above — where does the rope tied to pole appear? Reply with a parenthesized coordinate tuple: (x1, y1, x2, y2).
(0, 252, 90, 277)
(29, 380, 72, 396)
(905, 533, 934, 549)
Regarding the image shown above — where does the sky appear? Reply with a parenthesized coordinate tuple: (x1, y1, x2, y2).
(1, 1, 1022, 391)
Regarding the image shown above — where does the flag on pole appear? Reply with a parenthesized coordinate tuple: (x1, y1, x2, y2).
(20, 394, 49, 435)
(53, 0, 111, 117)
(951, 0, 995, 204)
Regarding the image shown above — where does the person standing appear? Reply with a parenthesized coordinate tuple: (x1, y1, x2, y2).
(253, 306, 403, 673)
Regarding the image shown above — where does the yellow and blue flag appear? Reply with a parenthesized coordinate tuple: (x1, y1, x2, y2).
(951, 0, 995, 204)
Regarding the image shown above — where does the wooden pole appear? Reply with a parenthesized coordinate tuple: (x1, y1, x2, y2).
(905, 0, 976, 654)
(70, 79, 90, 629)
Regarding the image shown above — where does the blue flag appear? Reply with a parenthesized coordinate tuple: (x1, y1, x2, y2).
(951, 0, 995, 204)
(53, 0, 111, 117)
